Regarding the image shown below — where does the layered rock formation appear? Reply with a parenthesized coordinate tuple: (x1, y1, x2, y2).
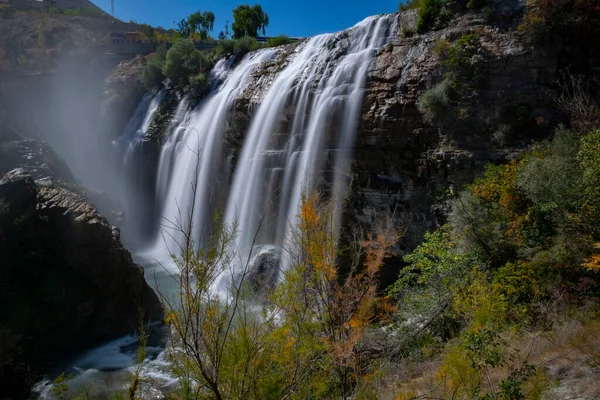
(0, 124, 75, 182)
(223, 1, 597, 274)
(0, 163, 163, 397)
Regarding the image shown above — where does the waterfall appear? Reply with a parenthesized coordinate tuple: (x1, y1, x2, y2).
(118, 89, 168, 163)
(222, 15, 394, 285)
(113, 89, 168, 244)
(148, 49, 280, 262)
(143, 15, 394, 284)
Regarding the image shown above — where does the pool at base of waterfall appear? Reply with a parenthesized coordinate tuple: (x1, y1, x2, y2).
(32, 258, 178, 400)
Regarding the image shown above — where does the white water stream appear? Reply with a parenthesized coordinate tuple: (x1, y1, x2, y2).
(149, 15, 394, 289)
(34, 14, 396, 398)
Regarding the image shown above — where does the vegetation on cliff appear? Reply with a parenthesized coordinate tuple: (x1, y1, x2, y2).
(148, 1, 600, 398)
(16, 0, 600, 398)
(137, 32, 293, 106)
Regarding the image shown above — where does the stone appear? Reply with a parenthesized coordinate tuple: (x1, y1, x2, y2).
(0, 170, 163, 399)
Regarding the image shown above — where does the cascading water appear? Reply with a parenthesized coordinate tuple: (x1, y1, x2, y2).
(144, 15, 394, 279)
(113, 89, 168, 244)
(144, 15, 394, 286)
(118, 89, 168, 163)
(34, 14, 397, 399)
(222, 15, 395, 286)
(147, 49, 280, 263)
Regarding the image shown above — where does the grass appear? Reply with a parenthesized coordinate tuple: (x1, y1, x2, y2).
(389, 305, 600, 399)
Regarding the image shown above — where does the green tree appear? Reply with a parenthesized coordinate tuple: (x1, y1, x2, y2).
(232, 4, 269, 39)
(579, 129, 600, 234)
(162, 39, 211, 88)
(187, 11, 215, 40)
(266, 35, 293, 48)
(140, 23, 156, 41)
(175, 18, 191, 37)
(415, 0, 445, 33)
(141, 58, 165, 90)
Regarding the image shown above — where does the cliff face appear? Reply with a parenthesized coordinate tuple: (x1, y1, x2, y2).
(0, 129, 163, 398)
(224, 2, 597, 270)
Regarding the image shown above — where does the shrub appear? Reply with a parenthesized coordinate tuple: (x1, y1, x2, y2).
(443, 33, 480, 83)
(416, 0, 445, 33)
(163, 39, 212, 88)
(579, 129, 600, 233)
(438, 10, 453, 27)
(214, 39, 236, 58)
(555, 74, 600, 134)
(516, 127, 581, 210)
(389, 226, 481, 342)
(398, 0, 447, 32)
(491, 123, 511, 146)
(187, 72, 211, 103)
(165, 192, 399, 399)
(266, 35, 294, 48)
(466, 0, 487, 9)
(492, 260, 549, 306)
(0, 5, 13, 19)
(450, 190, 514, 264)
(401, 25, 415, 37)
(433, 38, 451, 58)
(399, 0, 420, 11)
(141, 59, 165, 90)
(417, 78, 453, 123)
(63, 7, 106, 18)
(233, 36, 261, 57)
(438, 328, 545, 399)
(482, 6, 495, 23)
(518, 0, 600, 44)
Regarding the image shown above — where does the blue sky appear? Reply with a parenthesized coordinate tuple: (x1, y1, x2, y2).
(93, 0, 399, 38)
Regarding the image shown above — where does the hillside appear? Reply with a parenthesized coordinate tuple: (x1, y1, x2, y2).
(0, 6, 146, 74)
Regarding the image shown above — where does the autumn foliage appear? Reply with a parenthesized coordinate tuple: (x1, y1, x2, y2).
(164, 192, 400, 399)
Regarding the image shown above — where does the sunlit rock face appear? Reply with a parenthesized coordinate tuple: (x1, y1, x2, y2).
(0, 126, 75, 182)
(0, 169, 163, 398)
(117, 0, 596, 288)
(226, 4, 578, 266)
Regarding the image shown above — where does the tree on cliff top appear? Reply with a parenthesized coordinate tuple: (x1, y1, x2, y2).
(163, 39, 211, 88)
(175, 10, 215, 40)
(188, 11, 215, 40)
(232, 4, 269, 39)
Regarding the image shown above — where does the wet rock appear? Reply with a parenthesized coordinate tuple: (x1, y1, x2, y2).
(0, 126, 75, 182)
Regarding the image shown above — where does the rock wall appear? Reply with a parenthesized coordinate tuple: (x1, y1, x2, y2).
(0, 162, 163, 398)
(225, 2, 598, 277)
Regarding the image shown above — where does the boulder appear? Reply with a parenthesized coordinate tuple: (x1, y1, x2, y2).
(0, 169, 163, 399)
(0, 125, 75, 182)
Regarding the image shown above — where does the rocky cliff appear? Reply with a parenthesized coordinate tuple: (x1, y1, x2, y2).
(0, 131, 163, 398)
(106, 0, 598, 283)
(221, 1, 598, 279)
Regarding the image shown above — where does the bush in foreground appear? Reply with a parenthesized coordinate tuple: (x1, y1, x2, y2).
(164, 192, 399, 399)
